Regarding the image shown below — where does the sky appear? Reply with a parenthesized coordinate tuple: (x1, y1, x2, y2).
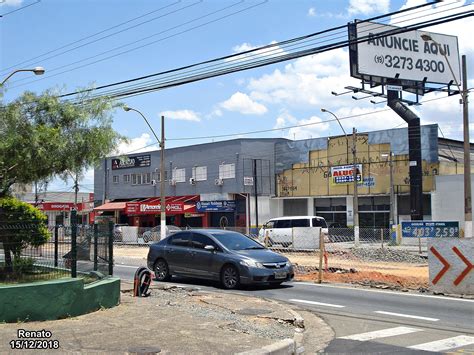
(1, 0, 473, 194)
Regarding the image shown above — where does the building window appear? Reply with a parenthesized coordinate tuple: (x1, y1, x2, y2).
(192, 166, 207, 181)
(172, 168, 186, 183)
(112, 175, 119, 184)
(155, 170, 168, 182)
(219, 163, 235, 179)
(143, 172, 151, 184)
(123, 174, 130, 183)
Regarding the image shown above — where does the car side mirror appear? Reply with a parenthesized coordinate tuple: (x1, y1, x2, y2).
(204, 245, 215, 252)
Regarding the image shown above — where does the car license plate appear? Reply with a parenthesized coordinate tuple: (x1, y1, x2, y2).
(274, 271, 287, 279)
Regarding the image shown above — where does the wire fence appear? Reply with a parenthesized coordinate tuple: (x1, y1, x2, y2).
(0, 212, 113, 285)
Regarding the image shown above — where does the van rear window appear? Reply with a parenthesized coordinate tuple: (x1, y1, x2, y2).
(291, 219, 310, 227)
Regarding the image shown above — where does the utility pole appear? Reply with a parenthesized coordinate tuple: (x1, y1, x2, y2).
(352, 127, 359, 246)
(160, 115, 166, 241)
(462, 55, 472, 238)
(253, 159, 259, 232)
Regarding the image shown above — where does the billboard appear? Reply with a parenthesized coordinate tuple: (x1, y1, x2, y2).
(351, 22, 460, 85)
(330, 164, 362, 185)
(111, 154, 151, 170)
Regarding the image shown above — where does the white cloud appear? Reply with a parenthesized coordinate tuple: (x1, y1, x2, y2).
(160, 109, 200, 122)
(348, 0, 390, 16)
(308, 7, 316, 17)
(226, 41, 287, 64)
(219, 92, 268, 115)
(274, 110, 330, 140)
(247, 48, 359, 109)
(0, 0, 23, 6)
(114, 133, 159, 155)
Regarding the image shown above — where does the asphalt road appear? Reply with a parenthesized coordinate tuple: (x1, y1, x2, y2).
(115, 264, 474, 353)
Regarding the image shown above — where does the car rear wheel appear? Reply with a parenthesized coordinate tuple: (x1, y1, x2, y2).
(221, 265, 240, 289)
(154, 259, 171, 282)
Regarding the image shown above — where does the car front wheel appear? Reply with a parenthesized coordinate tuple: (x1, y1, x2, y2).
(221, 265, 240, 289)
(154, 259, 171, 281)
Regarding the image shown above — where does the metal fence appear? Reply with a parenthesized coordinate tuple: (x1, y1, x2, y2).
(0, 212, 113, 285)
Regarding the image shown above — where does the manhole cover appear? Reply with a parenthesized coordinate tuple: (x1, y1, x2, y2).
(235, 308, 273, 315)
(128, 346, 161, 354)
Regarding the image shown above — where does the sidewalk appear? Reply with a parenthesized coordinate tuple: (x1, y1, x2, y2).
(0, 280, 334, 354)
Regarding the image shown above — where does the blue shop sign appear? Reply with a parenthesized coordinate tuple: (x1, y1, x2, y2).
(401, 221, 459, 238)
(196, 200, 236, 212)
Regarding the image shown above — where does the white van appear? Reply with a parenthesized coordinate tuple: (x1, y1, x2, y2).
(258, 216, 328, 247)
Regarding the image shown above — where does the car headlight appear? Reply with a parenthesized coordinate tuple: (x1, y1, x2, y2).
(240, 259, 265, 268)
(285, 261, 292, 268)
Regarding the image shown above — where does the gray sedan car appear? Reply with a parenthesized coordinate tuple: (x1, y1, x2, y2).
(147, 229, 294, 289)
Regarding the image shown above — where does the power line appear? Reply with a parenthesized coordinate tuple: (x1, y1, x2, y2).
(60, 3, 472, 101)
(0, 0, 40, 17)
(0, 1, 185, 74)
(8, 0, 265, 89)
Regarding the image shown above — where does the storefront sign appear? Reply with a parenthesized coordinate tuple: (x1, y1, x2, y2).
(362, 176, 375, 187)
(125, 201, 184, 215)
(36, 202, 80, 211)
(330, 164, 362, 185)
(111, 154, 151, 170)
(401, 221, 460, 238)
(196, 200, 236, 212)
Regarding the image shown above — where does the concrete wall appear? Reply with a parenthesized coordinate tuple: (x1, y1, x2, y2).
(0, 277, 120, 323)
(431, 174, 474, 225)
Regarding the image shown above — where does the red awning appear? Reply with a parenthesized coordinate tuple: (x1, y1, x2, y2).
(93, 201, 126, 211)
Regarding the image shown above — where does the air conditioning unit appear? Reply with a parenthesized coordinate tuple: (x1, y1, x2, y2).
(151, 179, 157, 186)
(169, 179, 177, 186)
(214, 178, 224, 186)
(189, 177, 196, 185)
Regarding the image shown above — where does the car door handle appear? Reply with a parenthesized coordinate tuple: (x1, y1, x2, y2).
(168, 248, 174, 253)
(189, 251, 196, 256)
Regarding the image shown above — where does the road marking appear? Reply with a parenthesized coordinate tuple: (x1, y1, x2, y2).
(289, 299, 345, 308)
(409, 335, 474, 352)
(340, 326, 422, 341)
(374, 311, 439, 322)
(294, 282, 474, 303)
(115, 264, 142, 269)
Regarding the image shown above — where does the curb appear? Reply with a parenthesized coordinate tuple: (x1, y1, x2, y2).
(237, 306, 305, 355)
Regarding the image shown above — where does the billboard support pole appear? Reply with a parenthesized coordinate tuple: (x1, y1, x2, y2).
(387, 83, 424, 221)
(352, 127, 360, 246)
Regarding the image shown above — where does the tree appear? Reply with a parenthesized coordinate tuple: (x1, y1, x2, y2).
(0, 90, 126, 197)
(0, 197, 49, 272)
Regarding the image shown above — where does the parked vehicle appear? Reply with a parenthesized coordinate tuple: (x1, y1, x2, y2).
(258, 216, 328, 247)
(113, 224, 129, 241)
(141, 225, 182, 243)
(147, 229, 294, 289)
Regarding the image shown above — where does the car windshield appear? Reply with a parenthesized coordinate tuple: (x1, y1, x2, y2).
(210, 232, 265, 250)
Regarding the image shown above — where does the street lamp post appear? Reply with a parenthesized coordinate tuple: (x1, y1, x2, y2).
(124, 106, 167, 241)
(1, 67, 45, 86)
(382, 152, 395, 226)
(421, 35, 471, 238)
(321, 108, 359, 245)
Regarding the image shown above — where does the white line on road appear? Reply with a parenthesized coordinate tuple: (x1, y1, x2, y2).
(340, 326, 422, 341)
(409, 335, 474, 352)
(115, 264, 142, 269)
(289, 299, 345, 308)
(374, 311, 439, 322)
(295, 282, 474, 303)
